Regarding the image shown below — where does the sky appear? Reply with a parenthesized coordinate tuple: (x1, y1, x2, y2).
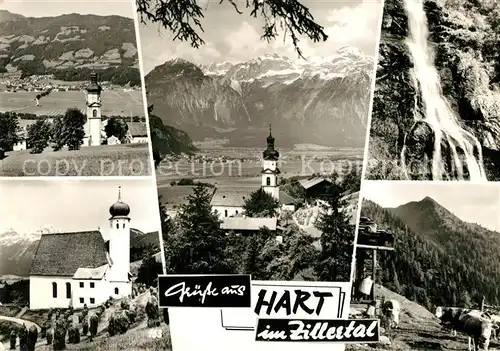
(139, 0, 382, 74)
(2, 0, 135, 18)
(0, 178, 161, 237)
(361, 181, 500, 232)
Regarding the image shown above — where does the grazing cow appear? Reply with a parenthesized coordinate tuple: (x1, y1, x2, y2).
(382, 299, 401, 329)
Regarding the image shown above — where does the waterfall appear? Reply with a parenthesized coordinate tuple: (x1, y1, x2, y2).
(401, 0, 487, 181)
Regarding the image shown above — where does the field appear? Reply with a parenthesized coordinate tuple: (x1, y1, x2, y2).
(157, 147, 364, 188)
(348, 286, 500, 350)
(0, 144, 151, 176)
(0, 90, 145, 117)
(1, 290, 171, 351)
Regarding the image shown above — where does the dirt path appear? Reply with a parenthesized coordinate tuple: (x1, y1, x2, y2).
(0, 315, 41, 349)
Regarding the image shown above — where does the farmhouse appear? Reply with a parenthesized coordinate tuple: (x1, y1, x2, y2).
(299, 177, 334, 200)
(210, 126, 297, 220)
(29, 187, 133, 310)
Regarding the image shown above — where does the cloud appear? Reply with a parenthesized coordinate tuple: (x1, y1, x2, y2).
(322, 0, 381, 49)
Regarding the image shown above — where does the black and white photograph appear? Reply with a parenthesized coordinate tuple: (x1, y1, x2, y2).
(349, 181, 500, 350)
(140, 0, 381, 282)
(0, 0, 151, 177)
(365, 0, 500, 181)
(0, 178, 169, 350)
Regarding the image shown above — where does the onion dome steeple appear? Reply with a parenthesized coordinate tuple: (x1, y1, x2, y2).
(109, 186, 130, 218)
(263, 124, 280, 160)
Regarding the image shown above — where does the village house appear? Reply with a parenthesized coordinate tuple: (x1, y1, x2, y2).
(28, 187, 133, 310)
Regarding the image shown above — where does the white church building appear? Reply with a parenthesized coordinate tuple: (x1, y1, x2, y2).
(29, 187, 133, 310)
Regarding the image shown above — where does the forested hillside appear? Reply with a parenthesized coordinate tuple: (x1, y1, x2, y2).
(361, 198, 500, 309)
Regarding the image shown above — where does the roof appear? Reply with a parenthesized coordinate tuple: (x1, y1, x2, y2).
(30, 231, 109, 277)
(210, 189, 252, 207)
(73, 264, 108, 280)
(221, 217, 277, 231)
(279, 190, 297, 205)
(299, 177, 333, 190)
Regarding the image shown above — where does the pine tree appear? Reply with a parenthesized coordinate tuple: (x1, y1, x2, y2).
(63, 108, 86, 150)
(104, 117, 129, 142)
(170, 184, 234, 274)
(51, 117, 66, 151)
(243, 188, 279, 217)
(314, 183, 354, 282)
(0, 112, 20, 151)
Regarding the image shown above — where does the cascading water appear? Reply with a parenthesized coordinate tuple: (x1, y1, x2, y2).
(401, 0, 487, 181)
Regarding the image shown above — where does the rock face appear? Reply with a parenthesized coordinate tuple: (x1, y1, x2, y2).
(145, 48, 375, 148)
(0, 10, 140, 86)
(367, 0, 500, 180)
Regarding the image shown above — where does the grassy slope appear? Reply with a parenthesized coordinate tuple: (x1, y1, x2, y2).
(0, 144, 151, 176)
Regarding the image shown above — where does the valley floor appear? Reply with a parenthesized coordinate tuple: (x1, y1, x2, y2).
(0, 144, 151, 176)
(349, 286, 500, 350)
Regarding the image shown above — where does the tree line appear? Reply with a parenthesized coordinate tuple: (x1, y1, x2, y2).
(361, 199, 500, 311)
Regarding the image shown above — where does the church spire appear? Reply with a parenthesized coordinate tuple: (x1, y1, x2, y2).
(117, 186, 122, 202)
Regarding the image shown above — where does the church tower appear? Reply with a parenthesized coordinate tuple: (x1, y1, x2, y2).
(108, 186, 131, 287)
(86, 72, 102, 146)
(261, 124, 280, 200)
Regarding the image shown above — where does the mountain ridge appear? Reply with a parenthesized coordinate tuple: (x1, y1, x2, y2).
(145, 46, 374, 148)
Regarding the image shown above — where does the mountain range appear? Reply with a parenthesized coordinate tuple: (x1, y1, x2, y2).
(0, 10, 140, 85)
(0, 227, 160, 277)
(361, 195, 500, 307)
(145, 47, 375, 148)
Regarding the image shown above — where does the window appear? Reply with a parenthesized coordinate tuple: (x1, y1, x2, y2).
(79, 282, 84, 288)
(235, 210, 238, 215)
(90, 298, 95, 304)
(52, 282, 57, 298)
(90, 282, 95, 288)
(114, 287, 119, 295)
(66, 282, 71, 299)
(92, 109, 97, 117)
(224, 210, 228, 217)
(110, 222, 112, 228)
(266, 177, 271, 186)
(123, 223, 125, 228)
(116, 223, 119, 229)
(79, 298, 84, 304)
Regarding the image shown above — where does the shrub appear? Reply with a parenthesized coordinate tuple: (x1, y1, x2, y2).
(41, 321, 50, 339)
(18, 324, 28, 350)
(53, 319, 67, 350)
(27, 325, 38, 351)
(108, 311, 130, 336)
(77, 313, 83, 323)
(48, 308, 54, 319)
(9, 331, 16, 349)
(46, 329, 53, 345)
(89, 314, 98, 341)
(82, 320, 89, 336)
